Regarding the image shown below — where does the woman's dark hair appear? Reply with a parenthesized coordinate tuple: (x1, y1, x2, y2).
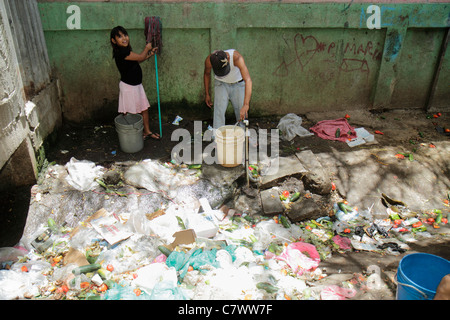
(110, 26, 131, 58)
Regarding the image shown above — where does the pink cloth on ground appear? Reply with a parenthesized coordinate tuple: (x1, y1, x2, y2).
(309, 118, 357, 142)
(118, 81, 150, 114)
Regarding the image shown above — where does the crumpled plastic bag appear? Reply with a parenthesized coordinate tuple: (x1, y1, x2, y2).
(332, 235, 352, 250)
(277, 113, 313, 141)
(103, 281, 151, 300)
(252, 219, 304, 251)
(0, 247, 28, 265)
(276, 274, 308, 297)
(320, 285, 356, 300)
(124, 159, 199, 198)
(166, 248, 220, 281)
(192, 265, 264, 300)
(96, 234, 160, 274)
(11, 260, 52, 274)
(233, 246, 256, 267)
(65, 157, 104, 191)
(275, 242, 320, 275)
(133, 263, 177, 295)
(0, 263, 49, 300)
(150, 280, 189, 300)
(141, 209, 183, 243)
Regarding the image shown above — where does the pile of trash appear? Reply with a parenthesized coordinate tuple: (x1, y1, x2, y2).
(0, 158, 448, 300)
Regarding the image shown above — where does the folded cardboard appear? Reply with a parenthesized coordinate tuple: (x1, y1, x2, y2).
(63, 247, 89, 266)
(165, 229, 197, 251)
(146, 209, 166, 221)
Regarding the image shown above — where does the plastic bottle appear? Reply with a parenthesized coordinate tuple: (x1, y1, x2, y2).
(31, 228, 54, 253)
(366, 265, 384, 290)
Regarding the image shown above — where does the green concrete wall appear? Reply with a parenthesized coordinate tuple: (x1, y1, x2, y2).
(38, 1, 450, 123)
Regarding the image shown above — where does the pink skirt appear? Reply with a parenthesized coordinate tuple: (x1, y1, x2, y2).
(118, 81, 150, 114)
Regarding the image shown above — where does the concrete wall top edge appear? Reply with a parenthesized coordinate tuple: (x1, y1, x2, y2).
(38, 1, 450, 31)
(37, 0, 450, 3)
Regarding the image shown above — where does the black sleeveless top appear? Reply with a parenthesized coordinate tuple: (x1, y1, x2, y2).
(114, 46, 142, 86)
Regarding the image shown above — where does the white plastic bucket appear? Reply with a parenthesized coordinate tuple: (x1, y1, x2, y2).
(115, 114, 144, 153)
(215, 125, 245, 167)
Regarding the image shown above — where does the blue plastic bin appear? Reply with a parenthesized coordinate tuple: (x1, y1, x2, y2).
(396, 253, 450, 300)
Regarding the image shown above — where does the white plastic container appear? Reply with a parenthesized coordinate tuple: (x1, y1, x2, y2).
(215, 125, 245, 167)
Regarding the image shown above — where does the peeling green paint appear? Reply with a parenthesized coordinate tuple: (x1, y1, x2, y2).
(384, 29, 402, 62)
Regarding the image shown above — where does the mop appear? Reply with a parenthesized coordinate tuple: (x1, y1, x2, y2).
(144, 16, 163, 138)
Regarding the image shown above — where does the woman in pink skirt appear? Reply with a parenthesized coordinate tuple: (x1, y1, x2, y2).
(110, 26, 160, 140)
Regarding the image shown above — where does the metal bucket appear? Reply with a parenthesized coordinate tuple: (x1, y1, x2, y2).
(115, 114, 144, 153)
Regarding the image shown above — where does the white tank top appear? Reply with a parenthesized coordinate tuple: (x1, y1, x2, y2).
(214, 49, 243, 83)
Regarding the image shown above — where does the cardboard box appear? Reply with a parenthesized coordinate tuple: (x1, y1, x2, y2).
(186, 213, 219, 238)
(185, 197, 221, 238)
(165, 229, 197, 251)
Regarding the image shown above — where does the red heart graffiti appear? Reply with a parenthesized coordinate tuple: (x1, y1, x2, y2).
(273, 33, 320, 76)
(294, 34, 320, 70)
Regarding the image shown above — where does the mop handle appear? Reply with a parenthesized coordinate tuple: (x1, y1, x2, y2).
(154, 54, 162, 138)
(244, 119, 249, 187)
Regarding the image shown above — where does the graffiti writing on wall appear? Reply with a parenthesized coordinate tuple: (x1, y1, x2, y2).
(273, 33, 383, 83)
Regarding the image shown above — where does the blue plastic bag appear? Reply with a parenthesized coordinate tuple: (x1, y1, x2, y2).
(149, 280, 188, 300)
(103, 281, 150, 300)
(166, 246, 237, 281)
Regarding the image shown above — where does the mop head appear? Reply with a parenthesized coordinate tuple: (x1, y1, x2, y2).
(144, 16, 162, 54)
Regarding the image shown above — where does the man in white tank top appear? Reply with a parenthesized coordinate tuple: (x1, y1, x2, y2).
(204, 49, 252, 129)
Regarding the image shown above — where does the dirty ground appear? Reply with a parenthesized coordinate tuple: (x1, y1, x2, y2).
(0, 109, 449, 301)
